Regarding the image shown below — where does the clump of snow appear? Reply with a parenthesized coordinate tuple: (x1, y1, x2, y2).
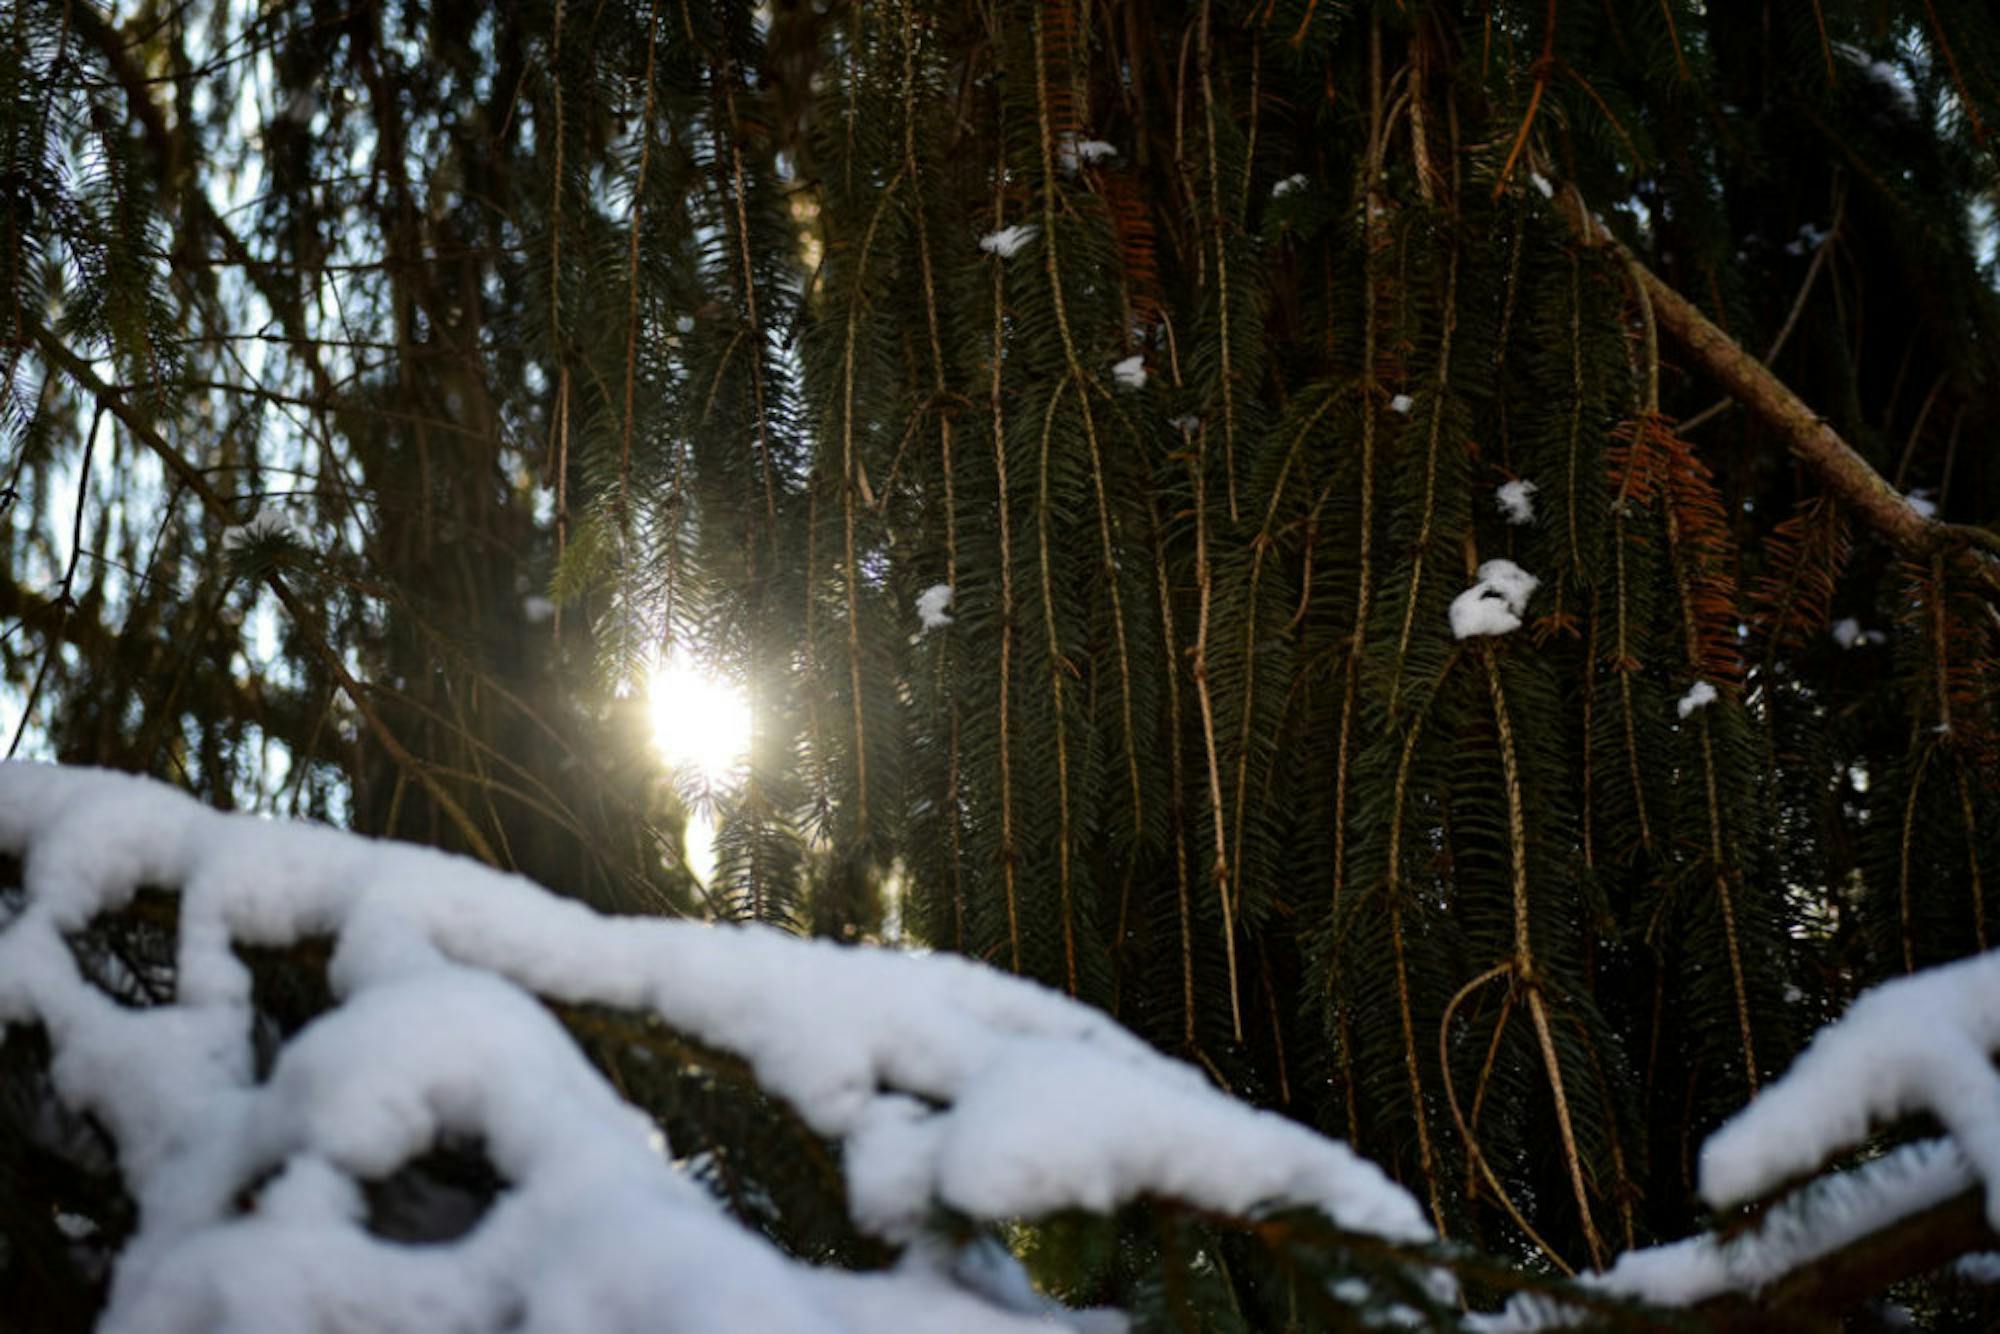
(1473, 1139, 1978, 1327)
(1783, 222, 1831, 257)
(1831, 618, 1886, 649)
(1270, 173, 1308, 199)
(1495, 479, 1538, 526)
(1528, 172, 1555, 199)
(915, 584, 954, 631)
(1834, 42, 1919, 118)
(56, 1211, 100, 1240)
(1388, 394, 1414, 415)
(1958, 1253, 2000, 1285)
(1057, 137, 1117, 172)
(978, 225, 1039, 259)
(675, 314, 696, 334)
(221, 506, 302, 553)
(1701, 951, 2000, 1232)
(0, 764, 1438, 1331)
(523, 596, 556, 625)
(1905, 489, 1937, 519)
(1111, 355, 1147, 390)
(1449, 560, 1540, 639)
(1676, 680, 1719, 719)
(1168, 414, 1200, 434)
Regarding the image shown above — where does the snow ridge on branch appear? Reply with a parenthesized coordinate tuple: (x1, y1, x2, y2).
(0, 764, 1431, 1332)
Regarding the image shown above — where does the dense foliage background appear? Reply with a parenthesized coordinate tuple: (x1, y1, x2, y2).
(7, 0, 2000, 1326)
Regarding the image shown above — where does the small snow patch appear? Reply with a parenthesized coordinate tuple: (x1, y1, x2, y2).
(1831, 618, 1885, 649)
(54, 1211, 98, 1240)
(1058, 137, 1117, 172)
(1388, 394, 1414, 415)
(1905, 489, 1937, 519)
(916, 584, 954, 632)
(1959, 1254, 2000, 1285)
(222, 506, 302, 553)
(1495, 479, 1537, 526)
(524, 596, 556, 625)
(1677, 680, 1719, 719)
(1449, 560, 1539, 639)
(1271, 173, 1308, 200)
(978, 225, 1039, 259)
(1169, 415, 1201, 434)
(1528, 171, 1555, 199)
(1112, 355, 1147, 390)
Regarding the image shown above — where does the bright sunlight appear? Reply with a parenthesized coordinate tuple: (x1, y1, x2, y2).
(647, 657, 753, 886)
(647, 656, 752, 784)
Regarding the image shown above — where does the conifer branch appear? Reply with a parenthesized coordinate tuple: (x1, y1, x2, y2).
(1036, 379, 1079, 997)
(982, 59, 1020, 974)
(28, 318, 500, 867)
(1484, 643, 1606, 1271)
(1561, 187, 2000, 600)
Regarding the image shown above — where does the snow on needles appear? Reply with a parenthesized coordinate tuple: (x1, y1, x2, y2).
(915, 583, 954, 631)
(1111, 355, 1147, 390)
(221, 506, 302, 552)
(1700, 950, 2000, 1230)
(1495, 479, 1537, 525)
(0, 764, 1435, 1332)
(1057, 136, 1116, 172)
(1676, 680, 1718, 719)
(1474, 1139, 1980, 1327)
(978, 225, 1038, 259)
(1450, 560, 1539, 639)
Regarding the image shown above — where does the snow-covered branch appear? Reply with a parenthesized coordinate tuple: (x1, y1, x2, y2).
(0, 764, 1431, 1331)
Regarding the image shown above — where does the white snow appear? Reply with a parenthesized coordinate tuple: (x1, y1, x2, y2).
(1388, 394, 1414, 415)
(1700, 950, 2000, 1231)
(1168, 415, 1200, 434)
(978, 225, 1039, 259)
(915, 584, 954, 631)
(1495, 479, 1538, 525)
(56, 1211, 100, 1240)
(1449, 560, 1540, 639)
(1676, 680, 1719, 719)
(1905, 489, 1937, 519)
(1057, 137, 1117, 172)
(1111, 355, 1147, 390)
(0, 763, 1437, 1331)
(675, 314, 696, 334)
(1528, 172, 1555, 199)
(1271, 173, 1308, 199)
(221, 506, 302, 553)
(1831, 618, 1885, 649)
(1473, 1138, 1979, 1326)
(1835, 43, 1919, 117)
(523, 596, 556, 625)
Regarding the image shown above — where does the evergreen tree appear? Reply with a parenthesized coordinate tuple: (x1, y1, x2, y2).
(5, 0, 2000, 1326)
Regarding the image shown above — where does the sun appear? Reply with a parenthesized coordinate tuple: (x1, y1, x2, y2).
(646, 656, 753, 787)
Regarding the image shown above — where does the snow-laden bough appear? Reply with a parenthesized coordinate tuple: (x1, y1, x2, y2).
(0, 763, 1435, 1332)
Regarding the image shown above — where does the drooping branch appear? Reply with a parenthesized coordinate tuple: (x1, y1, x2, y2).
(1558, 187, 2000, 598)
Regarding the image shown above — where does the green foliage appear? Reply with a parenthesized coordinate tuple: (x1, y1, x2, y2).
(6, 0, 2000, 1326)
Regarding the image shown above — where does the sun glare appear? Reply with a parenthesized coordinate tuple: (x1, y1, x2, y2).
(647, 658, 753, 786)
